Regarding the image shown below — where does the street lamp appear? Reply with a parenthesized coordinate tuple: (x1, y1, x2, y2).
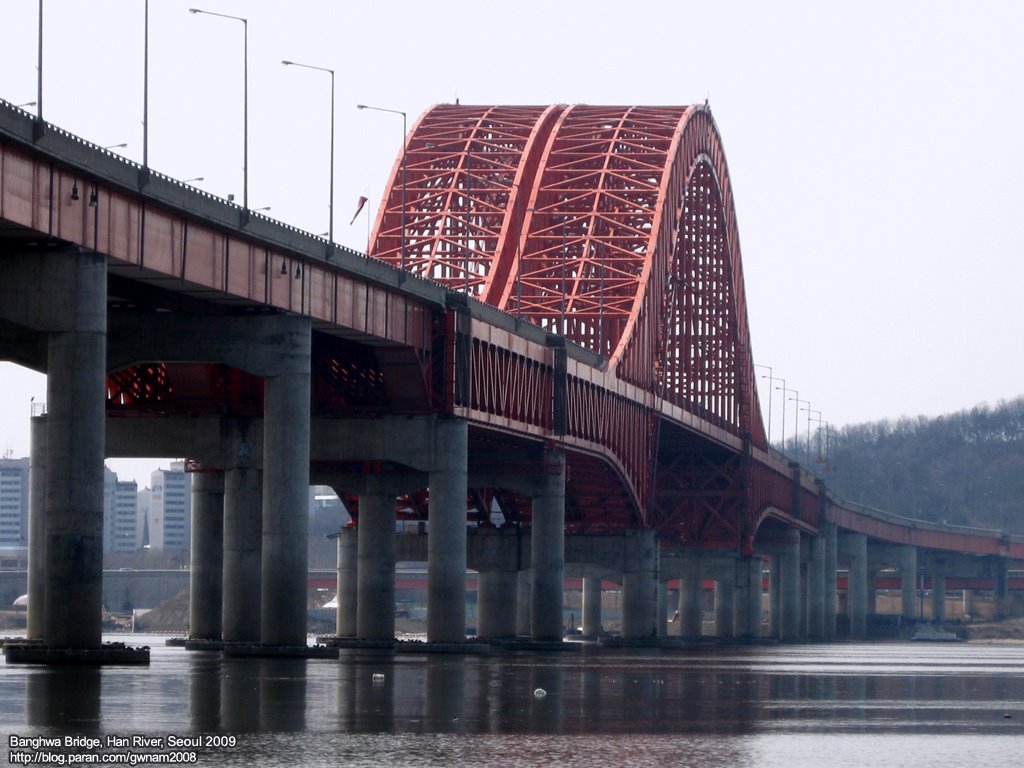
(283, 60, 335, 252)
(791, 396, 810, 464)
(803, 408, 822, 467)
(754, 364, 775, 445)
(775, 380, 791, 456)
(189, 8, 248, 215)
(104, 143, 128, 151)
(182, 177, 204, 184)
(357, 104, 407, 273)
(15, 101, 36, 109)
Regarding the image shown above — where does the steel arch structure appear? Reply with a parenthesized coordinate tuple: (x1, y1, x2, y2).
(369, 104, 768, 544)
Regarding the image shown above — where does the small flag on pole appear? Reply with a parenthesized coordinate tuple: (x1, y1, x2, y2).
(349, 195, 368, 225)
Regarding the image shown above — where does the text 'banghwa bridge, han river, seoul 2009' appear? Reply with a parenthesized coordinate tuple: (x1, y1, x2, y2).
(1, 100, 1021, 661)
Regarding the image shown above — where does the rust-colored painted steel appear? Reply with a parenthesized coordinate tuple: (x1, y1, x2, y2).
(372, 104, 767, 529)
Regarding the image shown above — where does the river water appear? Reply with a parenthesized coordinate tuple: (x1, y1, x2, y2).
(2, 636, 1023, 767)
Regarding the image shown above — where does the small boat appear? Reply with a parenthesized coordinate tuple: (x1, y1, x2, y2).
(912, 624, 960, 642)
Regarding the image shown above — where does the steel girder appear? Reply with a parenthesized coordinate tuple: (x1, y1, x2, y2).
(368, 104, 770, 539)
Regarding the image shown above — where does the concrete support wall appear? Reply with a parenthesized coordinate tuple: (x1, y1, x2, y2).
(189, 471, 224, 640)
(39, 250, 108, 649)
(905, 544, 921, 622)
(476, 570, 518, 639)
(780, 529, 801, 640)
(842, 532, 868, 638)
(621, 530, 658, 640)
(582, 576, 602, 638)
(260, 319, 312, 647)
(336, 527, 358, 637)
(223, 466, 262, 643)
(357, 489, 395, 640)
(27, 416, 46, 640)
(531, 452, 565, 641)
(427, 418, 468, 642)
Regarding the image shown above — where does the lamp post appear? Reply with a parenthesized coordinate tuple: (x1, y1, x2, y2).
(754, 364, 775, 445)
(791, 396, 810, 464)
(776, 381, 791, 457)
(803, 408, 822, 467)
(189, 8, 248, 213)
(357, 104, 407, 272)
(36, 0, 43, 121)
(143, 0, 149, 170)
(282, 60, 335, 252)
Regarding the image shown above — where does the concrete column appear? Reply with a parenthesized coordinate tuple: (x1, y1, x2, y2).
(768, 554, 781, 640)
(582, 576, 602, 638)
(516, 568, 533, 636)
(780, 529, 801, 640)
(427, 418, 468, 643)
(356, 488, 396, 640)
(335, 526, 358, 637)
(823, 521, 838, 638)
(994, 557, 1009, 619)
(900, 546, 917, 620)
(843, 532, 868, 638)
(932, 573, 946, 622)
(43, 250, 107, 649)
(477, 570, 518, 639)
(808, 534, 826, 638)
(27, 415, 46, 640)
(222, 466, 262, 643)
(679, 577, 703, 641)
(657, 582, 669, 638)
(621, 529, 658, 640)
(714, 577, 735, 640)
(260, 321, 312, 647)
(735, 557, 763, 641)
(531, 451, 565, 641)
(867, 569, 879, 618)
(189, 470, 224, 641)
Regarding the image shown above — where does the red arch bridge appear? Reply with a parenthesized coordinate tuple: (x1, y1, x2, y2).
(1, 101, 1020, 656)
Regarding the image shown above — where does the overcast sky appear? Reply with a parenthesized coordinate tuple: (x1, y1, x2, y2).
(1, 0, 1022, 484)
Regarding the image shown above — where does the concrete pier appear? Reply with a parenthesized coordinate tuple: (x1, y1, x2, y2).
(223, 466, 262, 643)
(807, 534, 826, 638)
(735, 557, 763, 641)
(900, 545, 917, 620)
(531, 451, 566, 641)
(261, 347, 312, 647)
(842, 532, 868, 638)
(427, 418, 468, 643)
(931, 573, 946, 622)
(477, 570, 518, 639)
(516, 569, 533, 636)
(27, 416, 46, 640)
(714, 577, 735, 640)
(189, 470, 225, 641)
(582, 576, 602, 637)
(357, 486, 396, 640)
(335, 526, 358, 637)
(621, 530, 658, 640)
(823, 522, 838, 638)
(678, 577, 703, 641)
(41, 250, 108, 649)
(780, 529, 801, 640)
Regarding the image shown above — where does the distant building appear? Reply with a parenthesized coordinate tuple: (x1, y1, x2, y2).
(148, 462, 192, 552)
(103, 467, 139, 554)
(0, 456, 30, 547)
